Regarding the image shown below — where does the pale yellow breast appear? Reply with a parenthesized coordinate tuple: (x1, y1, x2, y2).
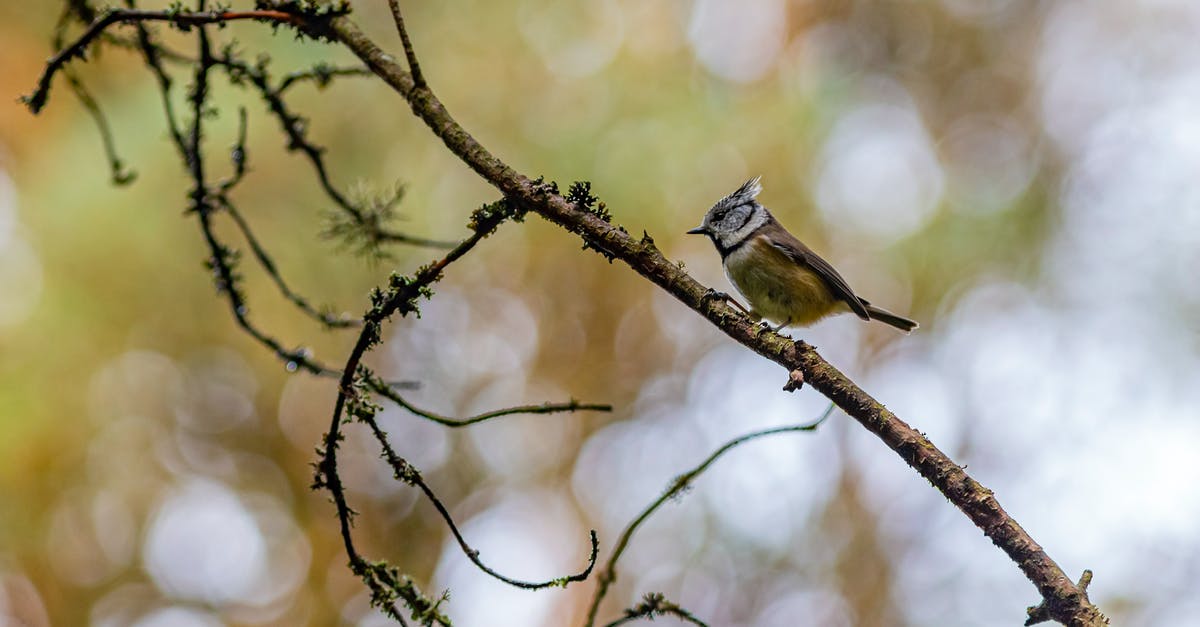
(723, 236, 846, 326)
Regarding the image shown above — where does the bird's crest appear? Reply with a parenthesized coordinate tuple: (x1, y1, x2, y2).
(718, 176, 762, 208)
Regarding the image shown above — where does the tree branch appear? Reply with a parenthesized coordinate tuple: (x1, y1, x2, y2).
(211, 48, 456, 251)
(314, 201, 600, 614)
(387, 0, 425, 89)
(32, 2, 452, 251)
(23, 6, 306, 113)
(277, 62, 372, 93)
(365, 406, 600, 590)
(323, 8, 1108, 626)
(365, 369, 611, 427)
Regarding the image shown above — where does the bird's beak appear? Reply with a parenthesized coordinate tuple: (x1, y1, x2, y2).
(686, 225, 708, 235)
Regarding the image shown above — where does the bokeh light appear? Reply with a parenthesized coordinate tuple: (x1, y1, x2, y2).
(0, 168, 43, 329)
(814, 95, 945, 241)
(688, 0, 787, 83)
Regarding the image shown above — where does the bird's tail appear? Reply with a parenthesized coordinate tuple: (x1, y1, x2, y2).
(864, 304, 918, 334)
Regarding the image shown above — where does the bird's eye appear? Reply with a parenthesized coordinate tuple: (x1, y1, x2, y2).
(712, 209, 727, 221)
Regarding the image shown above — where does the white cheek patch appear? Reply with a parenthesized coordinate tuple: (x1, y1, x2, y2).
(717, 210, 767, 251)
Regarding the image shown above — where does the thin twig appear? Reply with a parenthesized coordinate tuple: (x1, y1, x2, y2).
(212, 50, 455, 250)
(128, 13, 186, 155)
(40, 3, 453, 251)
(277, 63, 372, 93)
(48, 4, 433, 384)
(585, 406, 834, 627)
(602, 593, 709, 627)
(215, 107, 248, 193)
(363, 414, 599, 589)
(218, 195, 360, 329)
(23, 7, 301, 113)
(121, 5, 386, 382)
(387, 0, 425, 88)
(365, 371, 610, 427)
(62, 70, 137, 185)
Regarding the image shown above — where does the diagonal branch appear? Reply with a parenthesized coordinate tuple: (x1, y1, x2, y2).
(386, 0, 425, 89)
(322, 8, 1108, 626)
(218, 192, 361, 330)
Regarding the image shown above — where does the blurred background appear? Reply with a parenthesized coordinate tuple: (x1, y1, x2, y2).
(2, 0, 1199, 625)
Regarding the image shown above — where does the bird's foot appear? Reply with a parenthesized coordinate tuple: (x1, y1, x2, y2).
(703, 288, 752, 317)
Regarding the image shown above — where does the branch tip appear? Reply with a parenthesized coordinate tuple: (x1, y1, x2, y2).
(1024, 570, 1102, 626)
(783, 368, 804, 392)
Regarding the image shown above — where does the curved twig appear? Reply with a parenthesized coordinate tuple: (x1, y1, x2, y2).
(41, 2, 422, 391)
(219, 195, 360, 329)
(277, 63, 372, 93)
(363, 412, 599, 589)
(213, 49, 456, 251)
(585, 406, 834, 627)
(106, 4, 421, 390)
(215, 107, 248, 194)
(62, 71, 137, 185)
(364, 370, 611, 427)
(315, 204, 600, 611)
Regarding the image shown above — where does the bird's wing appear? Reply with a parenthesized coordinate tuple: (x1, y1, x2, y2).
(765, 226, 871, 320)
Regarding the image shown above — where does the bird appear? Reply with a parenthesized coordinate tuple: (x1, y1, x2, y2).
(687, 177, 918, 334)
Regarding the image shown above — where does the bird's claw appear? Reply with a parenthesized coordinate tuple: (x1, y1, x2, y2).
(703, 288, 753, 317)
